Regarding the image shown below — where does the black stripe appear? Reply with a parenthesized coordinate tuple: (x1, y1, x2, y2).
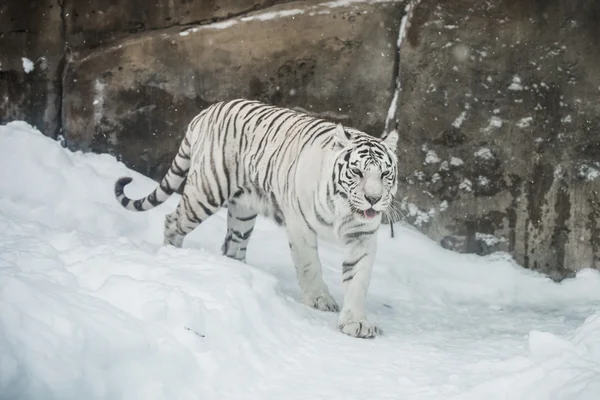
(196, 199, 214, 217)
(160, 180, 175, 195)
(231, 228, 253, 240)
(297, 201, 315, 234)
(248, 108, 284, 165)
(209, 157, 225, 205)
(314, 203, 333, 227)
(342, 254, 366, 274)
(171, 159, 187, 177)
(236, 214, 256, 222)
(346, 228, 378, 241)
(226, 98, 250, 114)
(199, 170, 220, 209)
(221, 112, 233, 197)
(178, 148, 190, 159)
(147, 192, 161, 206)
(205, 101, 225, 133)
(121, 197, 130, 207)
(133, 200, 144, 211)
(183, 195, 203, 223)
(264, 109, 290, 134)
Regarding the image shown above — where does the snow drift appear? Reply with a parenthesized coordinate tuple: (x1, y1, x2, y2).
(1, 121, 599, 399)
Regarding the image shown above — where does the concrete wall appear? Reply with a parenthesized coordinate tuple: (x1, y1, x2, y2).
(1, 0, 599, 279)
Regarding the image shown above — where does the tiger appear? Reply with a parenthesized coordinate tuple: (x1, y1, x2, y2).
(114, 99, 398, 338)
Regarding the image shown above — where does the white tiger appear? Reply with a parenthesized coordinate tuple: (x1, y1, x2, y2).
(114, 99, 398, 338)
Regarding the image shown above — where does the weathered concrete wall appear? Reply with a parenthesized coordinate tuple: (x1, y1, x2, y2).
(63, 0, 295, 48)
(0, 0, 64, 137)
(61, 1, 404, 179)
(1, 0, 599, 280)
(390, 0, 600, 279)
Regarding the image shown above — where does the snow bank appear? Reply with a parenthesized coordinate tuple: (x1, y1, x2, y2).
(1, 121, 599, 399)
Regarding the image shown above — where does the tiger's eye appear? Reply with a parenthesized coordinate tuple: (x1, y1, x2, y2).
(351, 168, 363, 178)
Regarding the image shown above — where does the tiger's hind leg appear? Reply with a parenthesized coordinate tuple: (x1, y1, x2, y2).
(163, 173, 224, 248)
(221, 199, 257, 263)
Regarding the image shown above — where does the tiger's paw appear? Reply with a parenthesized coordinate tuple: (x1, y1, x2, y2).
(338, 319, 382, 339)
(306, 292, 339, 312)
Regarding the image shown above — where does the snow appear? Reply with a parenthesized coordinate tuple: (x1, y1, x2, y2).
(401, 201, 435, 227)
(475, 233, 506, 247)
(439, 200, 449, 212)
(425, 149, 441, 164)
(474, 147, 494, 160)
(322, 0, 400, 6)
(1, 121, 600, 400)
(459, 178, 473, 192)
(451, 111, 467, 128)
(93, 79, 105, 126)
(477, 175, 490, 187)
(450, 156, 464, 167)
(186, 7, 306, 33)
(240, 9, 305, 22)
(21, 57, 34, 73)
(483, 116, 503, 132)
(508, 76, 523, 91)
(578, 164, 600, 181)
(517, 117, 534, 128)
(188, 0, 401, 35)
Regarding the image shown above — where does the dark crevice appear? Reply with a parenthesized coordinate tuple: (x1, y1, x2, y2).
(384, 66, 399, 136)
(3, 29, 30, 34)
(385, 10, 404, 136)
(386, 2, 415, 237)
(55, 0, 67, 139)
(384, 1, 419, 136)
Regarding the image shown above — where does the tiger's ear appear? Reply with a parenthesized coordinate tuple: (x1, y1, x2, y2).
(333, 123, 352, 146)
(381, 129, 398, 150)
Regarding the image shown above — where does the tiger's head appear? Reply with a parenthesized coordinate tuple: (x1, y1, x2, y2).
(332, 124, 399, 221)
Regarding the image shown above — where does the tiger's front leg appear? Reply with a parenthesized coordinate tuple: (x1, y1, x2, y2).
(287, 227, 339, 312)
(338, 235, 382, 338)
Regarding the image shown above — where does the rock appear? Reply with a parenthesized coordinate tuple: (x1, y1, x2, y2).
(389, 0, 600, 279)
(0, 0, 63, 137)
(62, 0, 404, 180)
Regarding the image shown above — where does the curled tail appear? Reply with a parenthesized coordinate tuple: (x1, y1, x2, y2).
(114, 134, 192, 212)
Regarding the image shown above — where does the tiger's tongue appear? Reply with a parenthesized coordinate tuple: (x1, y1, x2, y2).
(364, 208, 377, 219)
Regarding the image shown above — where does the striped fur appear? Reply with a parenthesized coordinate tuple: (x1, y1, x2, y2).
(114, 99, 399, 338)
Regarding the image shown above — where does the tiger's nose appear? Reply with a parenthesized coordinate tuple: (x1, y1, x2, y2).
(365, 195, 381, 205)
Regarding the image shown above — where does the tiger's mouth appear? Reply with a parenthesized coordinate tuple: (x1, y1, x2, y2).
(352, 207, 378, 219)
(364, 208, 378, 219)
(349, 203, 380, 220)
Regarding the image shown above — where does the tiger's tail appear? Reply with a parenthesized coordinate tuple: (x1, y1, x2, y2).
(114, 131, 192, 212)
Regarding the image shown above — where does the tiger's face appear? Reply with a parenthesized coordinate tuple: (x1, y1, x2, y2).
(333, 124, 399, 220)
